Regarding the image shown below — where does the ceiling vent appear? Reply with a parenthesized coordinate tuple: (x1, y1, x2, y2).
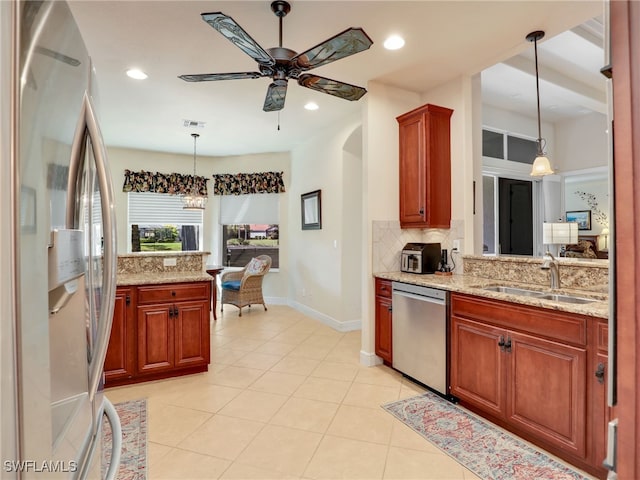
(183, 119, 205, 128)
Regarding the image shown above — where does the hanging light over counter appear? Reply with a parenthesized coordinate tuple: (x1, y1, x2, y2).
(182, 133, 208, 210)
(527, 30, 555, 177)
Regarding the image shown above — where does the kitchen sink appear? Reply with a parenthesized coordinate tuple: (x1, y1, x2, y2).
(481, 286, 545, 297)
(536, 294, 596, 304)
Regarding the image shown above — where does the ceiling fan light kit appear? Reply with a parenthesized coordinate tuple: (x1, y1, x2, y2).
(527, 30, 555, 177)
(179, 1, 373, 112)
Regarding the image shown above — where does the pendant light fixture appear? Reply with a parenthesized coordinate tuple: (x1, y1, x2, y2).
(527, 30, 554, 177)
(182, 133, 208, 210)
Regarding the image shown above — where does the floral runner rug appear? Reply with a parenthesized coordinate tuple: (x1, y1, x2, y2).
(382, 391, 592, 480)
(102, 398, 147, 480)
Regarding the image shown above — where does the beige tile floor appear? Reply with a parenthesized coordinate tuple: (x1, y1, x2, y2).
(103, 305, 483, 479)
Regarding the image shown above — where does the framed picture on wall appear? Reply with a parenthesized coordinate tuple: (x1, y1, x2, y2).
(301, 190, 321, 230)
(566, 210, 592, 230)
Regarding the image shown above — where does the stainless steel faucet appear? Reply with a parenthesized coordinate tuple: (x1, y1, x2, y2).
(541, 251, 560, 290)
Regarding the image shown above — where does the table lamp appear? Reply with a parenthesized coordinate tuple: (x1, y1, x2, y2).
(543, 222, 578, 256)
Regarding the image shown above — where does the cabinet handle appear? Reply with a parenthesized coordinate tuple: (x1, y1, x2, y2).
(387, 305, 392, 312)
(595, 362, 605, 384)
(505, 337, 512, 353)
(171, 291, 176, 296)
(498, 335, 505, 351)
(419, 207, 424, 215)
(125, 295, 130, 306)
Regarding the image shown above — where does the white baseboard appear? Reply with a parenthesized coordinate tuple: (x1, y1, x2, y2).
(264, 296, 288, 305)
(360, 350, 383, 367)
(288, 300, 361, 332)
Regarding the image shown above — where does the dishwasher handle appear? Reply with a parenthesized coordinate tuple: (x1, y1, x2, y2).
(392, 288, 446, 305)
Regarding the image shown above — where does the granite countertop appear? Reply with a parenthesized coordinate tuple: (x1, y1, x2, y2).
(117, 272, 214, 286)
(375, 271, 609, 319)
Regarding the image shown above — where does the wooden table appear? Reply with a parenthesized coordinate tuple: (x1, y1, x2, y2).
(205, 265, 224, 320)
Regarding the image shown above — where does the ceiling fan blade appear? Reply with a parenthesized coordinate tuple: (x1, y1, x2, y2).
(292, 28, 373, 70)
(35, 46, 81, 67)
(298, 74, 367, 101)
(201, 12, 275, 67)
(179, 72, 263, 82)
(263, 80, 288, 112)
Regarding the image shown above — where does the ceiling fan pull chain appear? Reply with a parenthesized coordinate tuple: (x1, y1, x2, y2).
(277, 111, 281, 131)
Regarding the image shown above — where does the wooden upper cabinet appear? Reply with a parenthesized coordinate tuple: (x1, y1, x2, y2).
(397, 103, 453, 229)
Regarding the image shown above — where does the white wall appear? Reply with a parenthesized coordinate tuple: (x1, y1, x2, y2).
(106, 146, 290, 299)
(362, 82, 421, 363)
(288, 112, 362, 329)
(555, 112, 608, 171)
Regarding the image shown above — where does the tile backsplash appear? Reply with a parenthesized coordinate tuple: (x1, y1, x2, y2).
(372, 220, 465, 273)
(117, 251, 207, 275)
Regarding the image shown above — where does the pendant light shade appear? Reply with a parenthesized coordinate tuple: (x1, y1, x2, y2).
(182, 133, 208, 210)
(527, 30, 554, 177)
(531, 153, 554, 176)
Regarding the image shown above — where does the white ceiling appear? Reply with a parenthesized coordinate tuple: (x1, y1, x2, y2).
(67, 1, 605, 158)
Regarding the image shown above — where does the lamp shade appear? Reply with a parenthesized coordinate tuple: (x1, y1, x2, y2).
(601, 227, 610, 236)
(543, 222, 578, 245)
(530, 155, 554, 176)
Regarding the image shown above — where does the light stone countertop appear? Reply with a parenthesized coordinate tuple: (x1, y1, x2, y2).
(117, 272, 214, 286)
(374, 271, 609, 319)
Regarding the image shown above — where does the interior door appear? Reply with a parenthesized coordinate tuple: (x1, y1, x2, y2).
(498, 178, 533, 255)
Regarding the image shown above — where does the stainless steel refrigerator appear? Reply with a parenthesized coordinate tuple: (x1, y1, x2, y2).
(1, 1, 122, 478)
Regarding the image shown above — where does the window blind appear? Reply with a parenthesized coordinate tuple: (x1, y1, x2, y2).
(220, 194, 279, 225)
(128, 192, 203, 224)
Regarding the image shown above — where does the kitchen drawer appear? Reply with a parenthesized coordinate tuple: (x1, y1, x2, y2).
(137, 282, 209, 304)
(375, 278, 392, 298)
(451, 293, 587, 346)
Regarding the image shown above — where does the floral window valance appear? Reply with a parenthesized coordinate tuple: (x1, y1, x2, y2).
(212, 171, 285, 195)
(122, 169, 208, 196)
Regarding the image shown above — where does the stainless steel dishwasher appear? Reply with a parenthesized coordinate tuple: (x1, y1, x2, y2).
(392, 281, 450, 397)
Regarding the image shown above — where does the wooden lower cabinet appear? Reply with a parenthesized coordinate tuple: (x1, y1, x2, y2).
(450, 292, 606, 478)
(374, 278, 393, 363)
(104, 287, 136, 383)
(106, 281, 210, 387)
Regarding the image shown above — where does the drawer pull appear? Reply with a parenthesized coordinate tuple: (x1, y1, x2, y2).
(171, 291, 176, 296)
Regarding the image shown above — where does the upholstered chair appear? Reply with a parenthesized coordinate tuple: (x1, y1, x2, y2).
(220, 255, 272, 317)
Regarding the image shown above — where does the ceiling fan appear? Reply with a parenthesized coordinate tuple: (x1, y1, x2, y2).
(178, 1, 373, 112)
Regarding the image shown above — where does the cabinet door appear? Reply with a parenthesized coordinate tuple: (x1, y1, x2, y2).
(174, 300, 210, 367)
(592, 321, 609, 469)
(375, 295, 393, 363)
(137, 304, 174, 374)
(450, 316, 505, 418)
(104, 287, 135, 383)
(398, 112, 426, 226)
(506, 330, 587, 458)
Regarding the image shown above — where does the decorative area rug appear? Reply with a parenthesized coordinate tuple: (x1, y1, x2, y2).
(102, 398, 147, 480)
(382, 392, 591, 480)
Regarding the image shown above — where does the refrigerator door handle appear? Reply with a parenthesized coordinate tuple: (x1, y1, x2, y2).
(67, 92, 118, 401)
(103, 397, 123, 480)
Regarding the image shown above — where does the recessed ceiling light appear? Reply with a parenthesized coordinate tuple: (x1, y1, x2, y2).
(384, 35, 405, 50)
(304, 102, 319, 111)
(126, 68, 148, 80)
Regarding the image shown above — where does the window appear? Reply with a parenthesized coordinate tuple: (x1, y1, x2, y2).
(128, 192, 203, 252)
(220, 194, 279, 268)
(482, 129, 504, 159)
(482, 128, 538, 164)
